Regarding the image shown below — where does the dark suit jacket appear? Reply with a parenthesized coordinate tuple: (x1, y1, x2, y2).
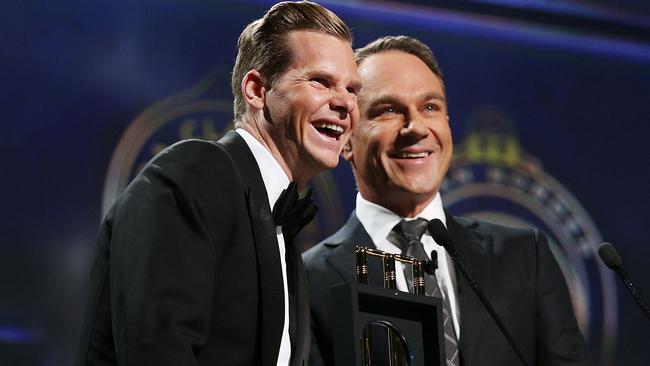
(303, 211, 587, 366)
(77, 131, 309, 366)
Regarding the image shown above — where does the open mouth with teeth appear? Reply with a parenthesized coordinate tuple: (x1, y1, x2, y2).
(313, 121, 345, 140)
(391, 151, 431, 159)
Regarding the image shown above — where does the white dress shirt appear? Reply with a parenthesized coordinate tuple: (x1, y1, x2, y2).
(236, 129, 291, 366)
(355, 193, 461, 337)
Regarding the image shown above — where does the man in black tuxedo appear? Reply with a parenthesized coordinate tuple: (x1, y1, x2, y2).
(303, 36, 587, 366)
(76, 2, 360, 365)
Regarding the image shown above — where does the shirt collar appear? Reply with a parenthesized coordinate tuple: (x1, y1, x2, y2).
(236, 128, 290, 209)
(356, 192, 447, 247)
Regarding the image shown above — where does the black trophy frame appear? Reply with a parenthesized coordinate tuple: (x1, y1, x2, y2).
(331, 282, 446, 366)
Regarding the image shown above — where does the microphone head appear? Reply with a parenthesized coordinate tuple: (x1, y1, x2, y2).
(423, 250, 438, 275)
(427, 219, 453, 252)
(598, 242, 622, 270)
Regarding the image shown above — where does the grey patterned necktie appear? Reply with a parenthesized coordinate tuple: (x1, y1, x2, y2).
(387, 218, 460, 366)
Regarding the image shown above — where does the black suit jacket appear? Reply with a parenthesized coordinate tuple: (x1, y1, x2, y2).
(303, 211, 587, 366)
(77, 131, 309, 365)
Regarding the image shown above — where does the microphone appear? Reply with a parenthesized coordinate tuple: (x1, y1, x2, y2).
(423, 250, 438, 275)
(427, 219, 531, 366)
(597, 242, 650, 320)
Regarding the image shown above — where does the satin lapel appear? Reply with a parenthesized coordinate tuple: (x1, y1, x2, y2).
(219, 131, 284, 366)
(445, 213, 493, 366)
(286, 238, 310, 366)
(325, 212, 379, 285)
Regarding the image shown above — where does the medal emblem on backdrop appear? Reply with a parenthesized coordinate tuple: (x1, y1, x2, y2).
(101, 70, 347, 251)
(441, 106, 616, 365)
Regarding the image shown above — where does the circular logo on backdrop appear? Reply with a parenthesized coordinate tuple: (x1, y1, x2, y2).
(440, 107, 616, 365)
(102, 70, 347, 251)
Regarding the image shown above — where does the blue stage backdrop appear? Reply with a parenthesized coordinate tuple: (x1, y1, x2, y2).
(1, 0, 648, 365)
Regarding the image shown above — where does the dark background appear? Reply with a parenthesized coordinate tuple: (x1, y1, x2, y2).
(1, 0, 648, 364)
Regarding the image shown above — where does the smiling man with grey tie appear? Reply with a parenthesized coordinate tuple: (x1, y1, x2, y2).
(303, 36, 587, 366)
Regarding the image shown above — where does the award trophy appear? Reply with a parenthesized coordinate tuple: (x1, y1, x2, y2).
(330, 247, 446, 366)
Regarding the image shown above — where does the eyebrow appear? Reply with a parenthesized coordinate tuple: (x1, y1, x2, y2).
(420, 91, 446, 102)
(364, 95, 402, 108)
(365, 91, 446, 108)
(305, 70, 361, 91)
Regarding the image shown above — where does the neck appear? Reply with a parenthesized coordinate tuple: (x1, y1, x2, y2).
(239, 114, 308, 190)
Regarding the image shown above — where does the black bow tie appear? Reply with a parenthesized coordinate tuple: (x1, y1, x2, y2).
(272, 182, 318, 240)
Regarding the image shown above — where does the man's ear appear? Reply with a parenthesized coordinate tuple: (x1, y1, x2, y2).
(342, 138, 354, 164)
(242, 70, 266, 111)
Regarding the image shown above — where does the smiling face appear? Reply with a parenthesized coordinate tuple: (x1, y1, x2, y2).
(264, 30, 360, 183)
(345, 50, 452, 217)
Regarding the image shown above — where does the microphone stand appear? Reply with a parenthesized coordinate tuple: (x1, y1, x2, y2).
(428, 219, 531, 366)
(613, 266, 650, 320)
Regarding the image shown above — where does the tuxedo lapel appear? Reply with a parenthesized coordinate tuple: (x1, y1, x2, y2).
(218, 131, 284, 365)
(325, 212, 380, 285)
(445, 214, 493, 366)
(286, 238, 310, 366)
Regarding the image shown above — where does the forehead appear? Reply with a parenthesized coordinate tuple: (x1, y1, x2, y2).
(357, 50, 444, 102)
(284, 30, 356, 73)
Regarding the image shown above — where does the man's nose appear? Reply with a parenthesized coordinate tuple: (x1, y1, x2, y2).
(330, 90, 357, 120)
(401, 116, 428, 138)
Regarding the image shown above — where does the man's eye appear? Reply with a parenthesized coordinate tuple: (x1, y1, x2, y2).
(368, 106, 397, 119)
(310, 78, 329, 88)
(424, 104, 441, 113)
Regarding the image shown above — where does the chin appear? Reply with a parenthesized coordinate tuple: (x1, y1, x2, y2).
(398, 181, 438, 196)
(319, 157, 340, 170)
(308, 150, 341, 169)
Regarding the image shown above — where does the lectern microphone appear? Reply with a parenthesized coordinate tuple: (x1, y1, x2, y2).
(598, 242, 650, 320)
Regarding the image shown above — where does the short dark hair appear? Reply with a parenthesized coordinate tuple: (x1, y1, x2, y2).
(355, 35, 444, 84)
(231, 1, 352, 121)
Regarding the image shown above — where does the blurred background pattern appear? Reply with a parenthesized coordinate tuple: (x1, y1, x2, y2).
(1, 0, 648, 364)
